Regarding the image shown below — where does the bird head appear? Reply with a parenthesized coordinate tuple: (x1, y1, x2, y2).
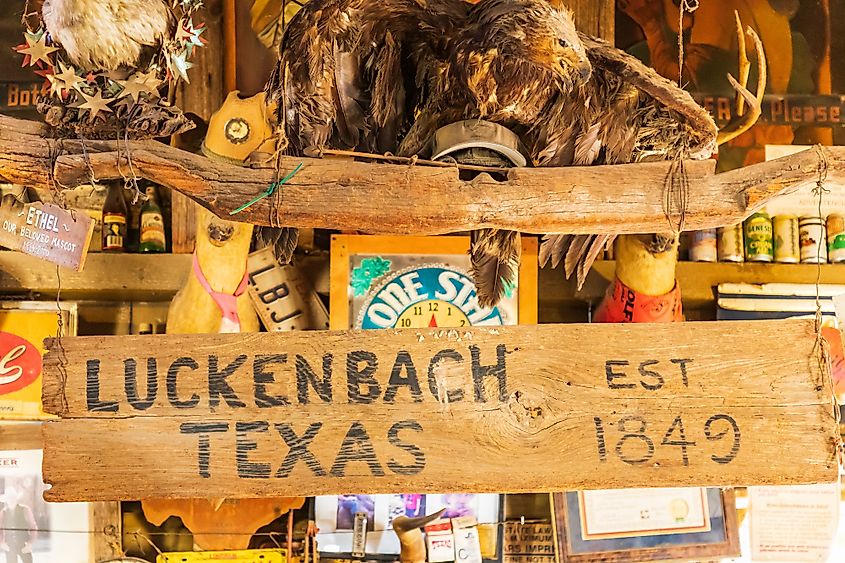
(484, 0, 592, 88)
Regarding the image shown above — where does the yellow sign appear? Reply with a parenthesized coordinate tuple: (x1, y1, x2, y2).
(0, 303, 76, 420)
(157, 549, 286, 563)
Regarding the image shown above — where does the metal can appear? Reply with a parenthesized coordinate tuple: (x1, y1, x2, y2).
(827, 214, 845, 263)
(717, 223, 744, 262)
(799, 216, 828, 263)
(773, 215, 800, 263)
(689, 229, 717, 262)
(744, 212, 774, 262)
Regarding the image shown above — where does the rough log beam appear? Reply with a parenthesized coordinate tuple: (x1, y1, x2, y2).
(0, 115, 842, 235)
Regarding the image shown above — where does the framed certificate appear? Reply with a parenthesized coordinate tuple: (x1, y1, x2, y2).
(550, 488, 739, 562)
(329, 235, 537, 330)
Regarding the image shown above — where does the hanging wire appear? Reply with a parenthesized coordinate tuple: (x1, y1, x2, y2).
(677, 0, 701, 87)
(0, 518, 552, 538)
(809, 146, 840, 436)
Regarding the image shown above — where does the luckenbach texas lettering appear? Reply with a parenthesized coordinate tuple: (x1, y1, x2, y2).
(83, 344, 509, 479)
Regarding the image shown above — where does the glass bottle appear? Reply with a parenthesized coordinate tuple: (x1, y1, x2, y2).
(139, 184, 167, 253)
(101, 182, 128, 252)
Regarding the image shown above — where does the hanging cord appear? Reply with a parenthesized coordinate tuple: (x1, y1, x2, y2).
(664, 143, 691, 234)
(810, 146, 840, 436)
(0, 518, 552, 538)
(677, 0, 700, 87)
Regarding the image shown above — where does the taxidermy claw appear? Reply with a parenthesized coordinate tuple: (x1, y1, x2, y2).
(393, 508, 447, 563)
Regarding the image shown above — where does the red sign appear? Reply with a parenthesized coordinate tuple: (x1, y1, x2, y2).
(0, 331, 41, 395)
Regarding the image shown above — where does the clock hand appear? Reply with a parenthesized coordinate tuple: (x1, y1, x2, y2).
(429, 314, 438, 328)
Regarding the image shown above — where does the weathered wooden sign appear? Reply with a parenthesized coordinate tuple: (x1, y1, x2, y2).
(40, 320, 838, 501)
(0, 194, 94, 271)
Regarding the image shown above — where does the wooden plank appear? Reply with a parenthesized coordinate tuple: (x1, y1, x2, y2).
(89, 502, 122, 562)
(0, 195, 94, 271)
(1, 115, 843, 235)
(0, 422, 42, 450)
(537, 261, 845, 323)
(40, 320, 838, 501)
(0, 251, 190, 301)
(568, 0, 615, 41)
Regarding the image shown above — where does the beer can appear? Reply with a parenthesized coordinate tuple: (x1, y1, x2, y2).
(827, 214, 845, 263)
(689, 229, 717, 262)
(773, 215, 800, 263)
(799, 216, 828, 263)
(717, 223, 744, 262)
(744, 212, 774, 262)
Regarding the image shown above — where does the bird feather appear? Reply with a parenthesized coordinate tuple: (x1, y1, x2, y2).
(470, 229, 521, 310)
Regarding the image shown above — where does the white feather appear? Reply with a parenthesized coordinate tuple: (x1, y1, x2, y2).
(42, 0, 171, 70)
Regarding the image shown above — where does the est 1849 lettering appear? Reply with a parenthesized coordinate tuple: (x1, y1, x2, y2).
(593, 414, 741, 466)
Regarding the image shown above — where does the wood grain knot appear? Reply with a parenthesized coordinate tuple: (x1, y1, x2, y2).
(507, 390, 545, 429)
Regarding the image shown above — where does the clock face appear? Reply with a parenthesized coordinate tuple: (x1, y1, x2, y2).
(395, 299, 471, 328)
(356, 264, 506, 329)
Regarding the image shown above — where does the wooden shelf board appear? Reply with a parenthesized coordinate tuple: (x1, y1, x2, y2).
(0, 251, 190, 301)
(539, 260, 845, 322)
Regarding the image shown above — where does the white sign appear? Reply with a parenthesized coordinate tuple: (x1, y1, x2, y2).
(749, 483, 840, 561)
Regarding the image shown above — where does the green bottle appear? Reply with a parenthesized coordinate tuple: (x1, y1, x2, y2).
(138, 185, 166, 253)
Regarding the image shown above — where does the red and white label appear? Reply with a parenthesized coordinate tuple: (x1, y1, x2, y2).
(0, 331, 41, 395)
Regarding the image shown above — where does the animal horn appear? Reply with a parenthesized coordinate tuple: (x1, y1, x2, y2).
(393, 508, 447, 533)
(716, 12, 767, 145)
(393, 508, 447, 563)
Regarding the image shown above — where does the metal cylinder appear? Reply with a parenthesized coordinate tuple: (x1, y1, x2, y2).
(717, 223, 744, 262)
(689, 229, 717, 262)
(773, 215, 800, 264)
(744, 212, 774, 262)
(799, 216, 828, 263)
(827, 214, 845, 263)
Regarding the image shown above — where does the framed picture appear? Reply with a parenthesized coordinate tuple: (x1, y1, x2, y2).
(0, 301, 77, 420)
(329, 235, 537, 330)
(550, 488, 740, 562)
(0, 446, 91, 563)
(315, 493, 502, 559)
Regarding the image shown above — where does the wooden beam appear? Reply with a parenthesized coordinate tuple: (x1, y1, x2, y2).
(40, 320, 837, 501)
(0, 115, 841, 235)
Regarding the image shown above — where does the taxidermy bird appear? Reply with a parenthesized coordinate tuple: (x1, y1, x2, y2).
(41, 0, 173, 71)
(264, 0, 756, 297)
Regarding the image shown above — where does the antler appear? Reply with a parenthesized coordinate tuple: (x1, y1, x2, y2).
(716, 11, 767, 146)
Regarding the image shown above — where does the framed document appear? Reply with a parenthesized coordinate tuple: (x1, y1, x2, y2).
(329, 235, 537, 329)
(0, 448, 91, 563)
(550, 488, 739, 562)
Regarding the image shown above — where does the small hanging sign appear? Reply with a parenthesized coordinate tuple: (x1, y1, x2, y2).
(0, 194, 94, 271)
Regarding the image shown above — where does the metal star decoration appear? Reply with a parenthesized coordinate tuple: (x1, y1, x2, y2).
(117, 75, 156, 104)
(16, 29, 58, 67)
(76, 89, 114, 122)
(49, 61, 85, 98)
(168, 49, 194, 83)
(177, 19, 207, 56)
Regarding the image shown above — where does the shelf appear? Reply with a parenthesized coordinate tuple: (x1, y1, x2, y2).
(2, 252, 843, 321)
(0, 251, 190, 301)
(539, 260, 845, 322)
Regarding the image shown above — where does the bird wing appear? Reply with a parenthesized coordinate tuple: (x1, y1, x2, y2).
(265, 0, 462, 155)
(536, 34, 718, 289)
